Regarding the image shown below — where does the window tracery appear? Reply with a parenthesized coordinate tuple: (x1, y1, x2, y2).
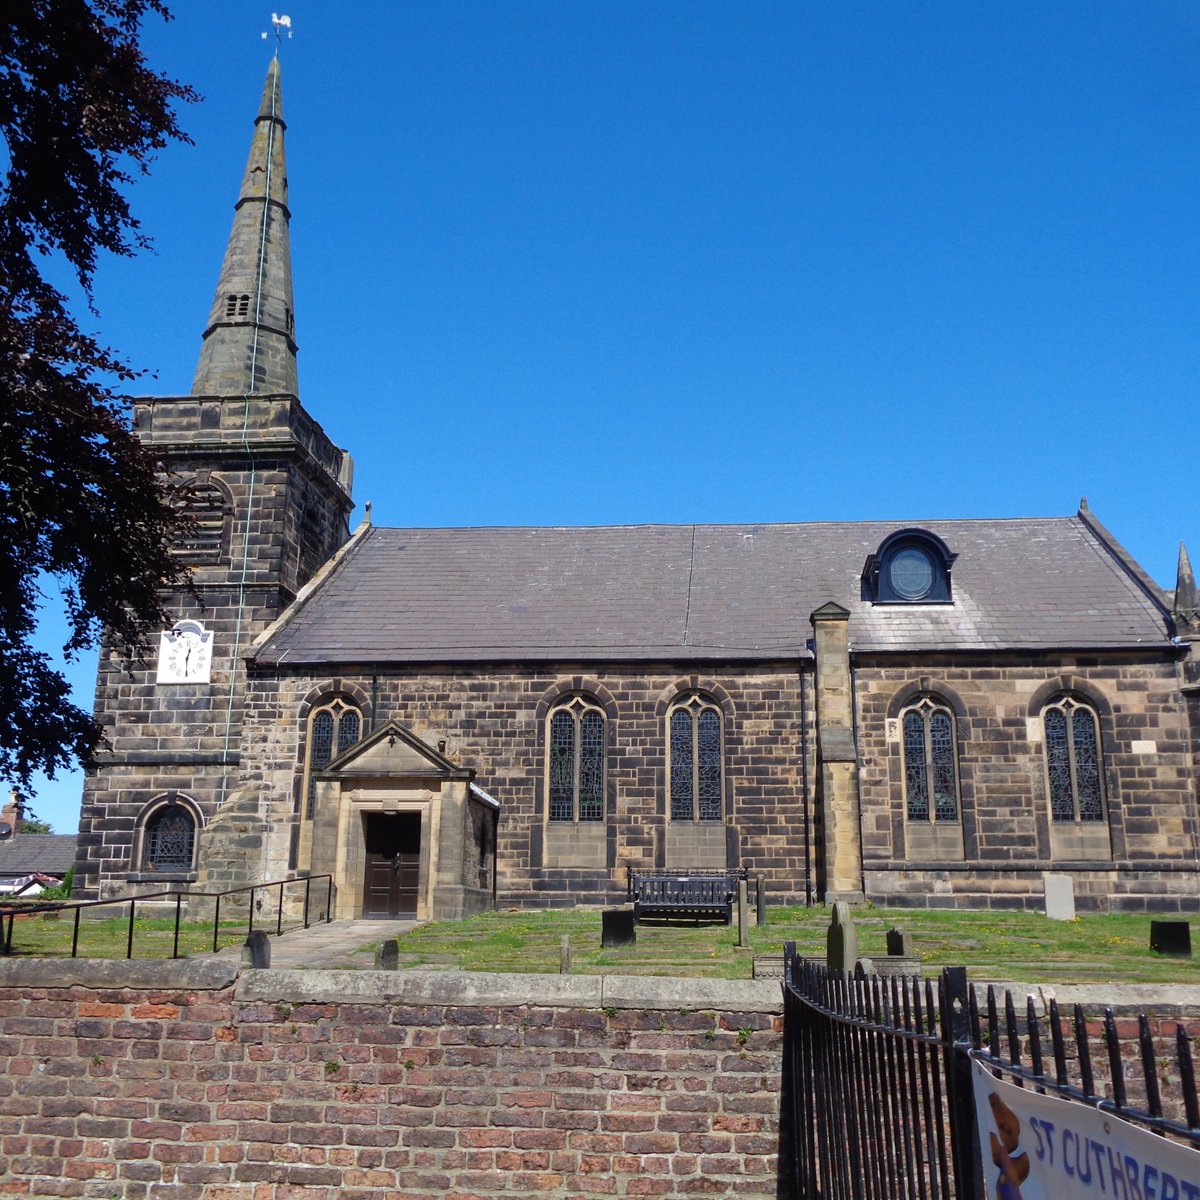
(141, 799, 197, 871)
(302, 697, 362, 820)
(901, 698, 959, 821)
(669, 692, 723, 822)
(1043, 696, 1104, 822)
(547, 696, 605, 822)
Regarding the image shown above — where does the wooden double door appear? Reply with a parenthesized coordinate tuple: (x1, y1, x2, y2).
(362, 811, 421, 917)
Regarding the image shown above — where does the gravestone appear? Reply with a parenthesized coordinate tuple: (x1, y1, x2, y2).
(1150, 921, 1192, 957)
(601, 907, 636, 948)
(886, 927, 912, 956)
(1043, 872, 1076, 921)
(374, 938, 399, 970)
(736, 880, 750, 949)
(242, 929, 270, 968)
(826, 901, 857, 975)
(560, 935, 572, 974)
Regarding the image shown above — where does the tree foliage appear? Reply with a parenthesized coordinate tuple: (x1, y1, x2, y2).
(0, 1, 196, 787)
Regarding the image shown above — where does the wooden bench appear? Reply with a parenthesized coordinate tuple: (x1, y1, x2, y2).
(626, 869, 743, 925)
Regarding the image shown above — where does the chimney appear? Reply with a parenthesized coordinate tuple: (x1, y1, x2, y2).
(1, 789, 20, 836)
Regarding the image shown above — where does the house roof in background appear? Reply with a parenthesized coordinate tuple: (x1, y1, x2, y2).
(0, 834, 77, 879)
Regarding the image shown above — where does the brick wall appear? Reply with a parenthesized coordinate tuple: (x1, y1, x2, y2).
(0, 962, 783, 1199)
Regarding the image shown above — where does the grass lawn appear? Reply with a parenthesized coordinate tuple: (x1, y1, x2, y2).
(1, 912, 264, 960)
(3, 903, 1198, 985)
(376, 905, 1200, 985)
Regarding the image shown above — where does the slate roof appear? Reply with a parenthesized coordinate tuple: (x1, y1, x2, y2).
(0, 834, 78, 879)
(253, 515, 1173, 666)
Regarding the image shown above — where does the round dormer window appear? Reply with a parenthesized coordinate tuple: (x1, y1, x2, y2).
(888, 546, 936, 600)
(864, 528, 955, 603)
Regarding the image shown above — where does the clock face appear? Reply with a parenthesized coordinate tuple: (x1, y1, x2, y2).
(156, 621, 213, 684)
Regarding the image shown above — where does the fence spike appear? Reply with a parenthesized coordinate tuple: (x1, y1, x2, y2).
(1005, 990, 1022, 1073)
(967, 983, 982, 1051)
(1104, 1008, 1127, 1112)
(987, 985, 999, 1058)
(1049, 998, 1069, 1087)
(1177, 1027, 1200, 1132)
(1139, 1015, 1163, 1119)
(1073, 1005, 1096, 1101)
(1025, 995, 1045, 1087)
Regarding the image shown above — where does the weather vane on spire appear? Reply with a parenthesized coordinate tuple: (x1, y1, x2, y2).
(262, 13, 293, 55)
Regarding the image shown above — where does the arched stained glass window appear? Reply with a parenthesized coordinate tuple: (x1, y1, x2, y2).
(547, 697, 605, 822)
(902, 698, 959, 822)
(141, 799, 197, 871)
(303, 697, 362, 820)
(1044, 697, 1104, 822)
(669, 693, 724, 822)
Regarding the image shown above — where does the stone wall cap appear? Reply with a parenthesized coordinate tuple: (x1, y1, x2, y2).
(984, 981, 1200, 1018)
(236, 969, 782, 1012)
(0, 958, 239, 991)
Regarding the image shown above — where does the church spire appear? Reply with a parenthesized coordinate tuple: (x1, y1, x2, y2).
(191, 57, 298, 396)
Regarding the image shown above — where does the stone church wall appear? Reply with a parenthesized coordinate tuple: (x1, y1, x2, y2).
(242, 664, 816, 909)
(241, 648, 1196, 912)
(0, 961, 782, 1199)
(854, 652, 1198, 911)
(75, 393, 352, 902)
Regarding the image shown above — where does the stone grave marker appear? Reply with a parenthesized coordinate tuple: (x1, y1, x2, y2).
(1043, 872, 1076, 921)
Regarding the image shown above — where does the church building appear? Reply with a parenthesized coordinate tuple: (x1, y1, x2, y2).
(74, 61, 1200, 919)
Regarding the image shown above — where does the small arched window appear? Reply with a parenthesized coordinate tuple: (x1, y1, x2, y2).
(669, 692, 724, 822)
(901, 698, 959, 821)
(141, 797, 198, 871)
(1043, 696, 1104, 822)
(547, 695, 605, 822)
(170, 479, 230, 565)
(303, 697, 362, 820)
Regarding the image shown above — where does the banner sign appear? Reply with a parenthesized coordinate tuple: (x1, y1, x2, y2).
(973, 1058, 1200, 1200)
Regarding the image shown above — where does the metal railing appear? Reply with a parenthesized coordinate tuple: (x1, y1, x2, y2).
(0, 874, 333, 959)
(780, 947, 1200, 1200)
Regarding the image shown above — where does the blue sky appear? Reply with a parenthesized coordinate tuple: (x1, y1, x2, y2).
(26, 2, 1200, 831)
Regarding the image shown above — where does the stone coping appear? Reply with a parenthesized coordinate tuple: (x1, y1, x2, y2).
(976, 982, 1200, 1019)
(236, 969, 785, 1013)
(0, 958, 240, 991)
(1, 957, 1198, 1019)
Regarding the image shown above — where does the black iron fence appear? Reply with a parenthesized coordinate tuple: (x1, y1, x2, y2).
(780, 946, 1200, 1200)
(0, 874, 333, 959)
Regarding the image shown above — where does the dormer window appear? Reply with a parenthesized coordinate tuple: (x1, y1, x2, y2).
(863, 529, 956, 604)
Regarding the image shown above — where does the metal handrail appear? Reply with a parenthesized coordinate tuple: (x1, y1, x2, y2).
(0, 874, 333, 959)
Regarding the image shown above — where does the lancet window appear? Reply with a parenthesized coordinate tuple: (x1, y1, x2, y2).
(901, 698, 959, 822)
(1043, 696, 1105, 822)
(547, 696, 605, 822)
(669, 692, 724, 822)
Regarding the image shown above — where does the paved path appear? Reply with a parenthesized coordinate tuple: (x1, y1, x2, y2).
(227, 919, 419, 970)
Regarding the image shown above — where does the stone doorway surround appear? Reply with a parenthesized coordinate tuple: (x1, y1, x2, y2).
(309, 720, 497, 922)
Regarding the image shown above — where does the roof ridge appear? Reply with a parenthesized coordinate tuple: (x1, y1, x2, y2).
(368, 515, 1078, 535)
